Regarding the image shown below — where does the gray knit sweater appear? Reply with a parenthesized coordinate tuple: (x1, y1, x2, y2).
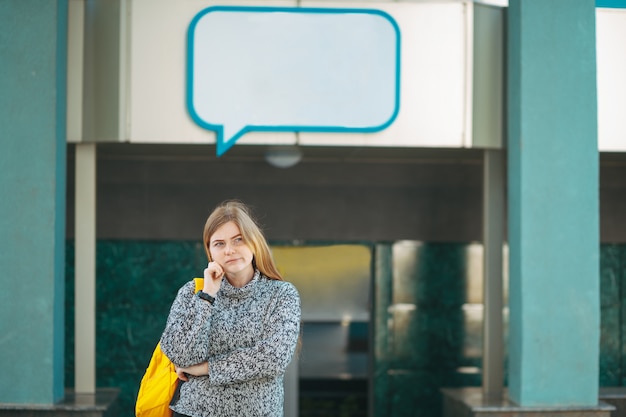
(160, 270, 301, 417)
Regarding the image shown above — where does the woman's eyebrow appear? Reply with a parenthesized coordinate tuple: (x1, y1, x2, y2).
(211, 234, 241, 244)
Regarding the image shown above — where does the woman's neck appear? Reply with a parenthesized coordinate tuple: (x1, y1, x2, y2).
(225, 265, 255, 288)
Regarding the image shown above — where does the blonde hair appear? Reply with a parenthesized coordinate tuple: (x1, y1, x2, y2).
(203, 200, 283, 281)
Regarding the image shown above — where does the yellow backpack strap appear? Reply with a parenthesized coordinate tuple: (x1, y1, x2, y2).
(194, 278, 204, 293)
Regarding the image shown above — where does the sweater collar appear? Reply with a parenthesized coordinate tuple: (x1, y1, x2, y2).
(220, 269, 260, 299)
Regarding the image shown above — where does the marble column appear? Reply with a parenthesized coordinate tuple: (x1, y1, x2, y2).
(507, 0, 600, 406)
(0, 0, 68, 404)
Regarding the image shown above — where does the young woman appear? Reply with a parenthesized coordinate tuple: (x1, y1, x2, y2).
(160, 200, 301, 417)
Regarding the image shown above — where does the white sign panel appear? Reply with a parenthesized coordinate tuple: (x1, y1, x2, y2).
(188, 6, 400, 155)
(596, 8, 626, 152)
(117, 1, 469, 148)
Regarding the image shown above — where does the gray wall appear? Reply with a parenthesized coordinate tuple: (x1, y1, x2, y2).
(600, 153, 626, 243)
(66, 143, 626, 243)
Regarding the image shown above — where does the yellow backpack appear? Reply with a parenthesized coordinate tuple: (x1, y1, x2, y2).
(135, 278, 204, 417)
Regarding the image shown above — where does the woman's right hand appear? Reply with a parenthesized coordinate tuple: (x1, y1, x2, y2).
(175, 362, 209, 381)
(203, 262, 223, 296)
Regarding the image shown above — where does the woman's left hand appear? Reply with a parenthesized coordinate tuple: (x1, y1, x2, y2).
(174, 362, 209, 381)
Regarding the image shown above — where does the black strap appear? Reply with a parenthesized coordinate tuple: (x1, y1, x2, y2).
(169, 380, 184, 407)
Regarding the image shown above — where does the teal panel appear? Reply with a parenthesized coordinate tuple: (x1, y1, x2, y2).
(507, 0, 599, 406)
(596, 0, 626, 7)
(54, 0, 68, 401)
(0, 0, 67, 404)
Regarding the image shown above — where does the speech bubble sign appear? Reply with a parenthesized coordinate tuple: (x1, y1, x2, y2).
(187, 6, 401, 156)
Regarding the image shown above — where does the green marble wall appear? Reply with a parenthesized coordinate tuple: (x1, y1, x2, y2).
(372, 242, 626, 417)
(599, 244, 626, 386)
(65, 240, 207, 417)
(65, 241, 626, 417)
(373, 242, 479, 417)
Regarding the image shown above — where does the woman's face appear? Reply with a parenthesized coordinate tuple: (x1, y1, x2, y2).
(208, 221, 254, 277)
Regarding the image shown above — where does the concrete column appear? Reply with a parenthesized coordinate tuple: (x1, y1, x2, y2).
(0, 0, 68, 404)
(482, 149, 504, 400)
(507, 0, 599, 406)
(75, 143, 97, 393)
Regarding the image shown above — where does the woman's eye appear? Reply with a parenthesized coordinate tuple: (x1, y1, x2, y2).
(234, 237, 243, 244)
(214, 242, 224, 247)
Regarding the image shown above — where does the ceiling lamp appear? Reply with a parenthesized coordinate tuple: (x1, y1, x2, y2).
(264, 145, 303, 168)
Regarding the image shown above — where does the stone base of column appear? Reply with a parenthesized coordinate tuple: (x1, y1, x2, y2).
(442, 387, 614, 417)
(599, 387, 626, 417)
(0, 388, 119, 417)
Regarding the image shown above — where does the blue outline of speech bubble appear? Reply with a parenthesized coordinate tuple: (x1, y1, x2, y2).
(187, 6, 401, 156)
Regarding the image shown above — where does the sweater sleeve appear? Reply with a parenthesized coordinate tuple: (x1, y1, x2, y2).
(207, 282, 301, 386)
(159, 280, 214, 367)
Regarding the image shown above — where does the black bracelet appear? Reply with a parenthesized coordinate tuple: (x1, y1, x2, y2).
(197, 291, 215, 304)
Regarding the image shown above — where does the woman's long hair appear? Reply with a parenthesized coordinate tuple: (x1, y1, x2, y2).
(203, 200, 283, 281)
